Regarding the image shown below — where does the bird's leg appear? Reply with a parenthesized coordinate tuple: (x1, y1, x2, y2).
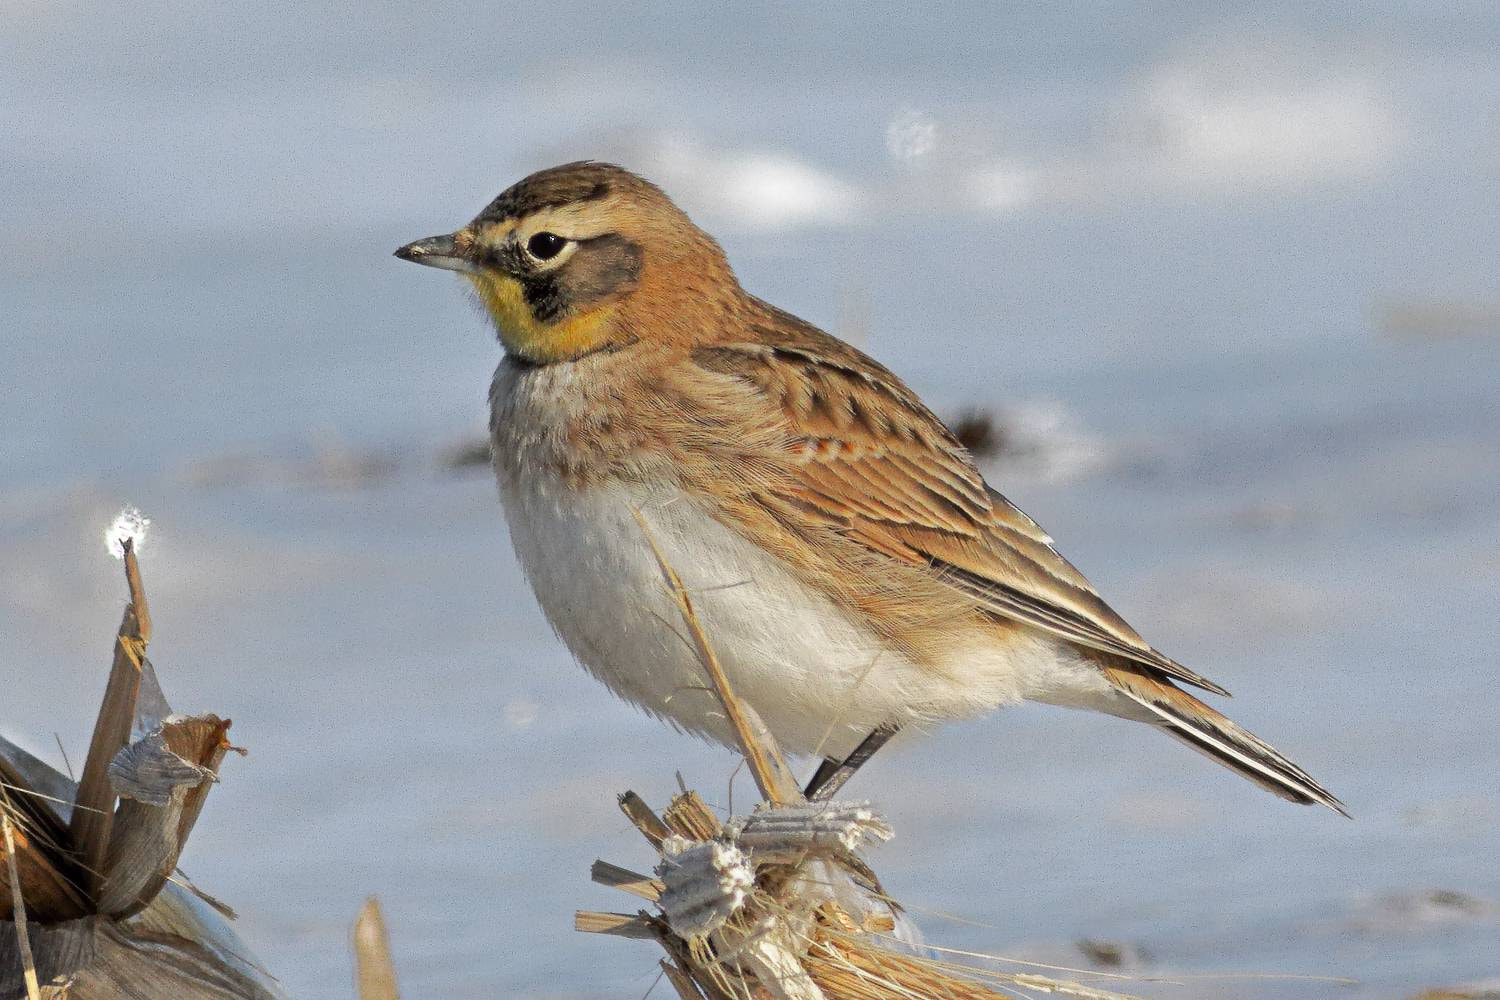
(803, 723, 900, 802)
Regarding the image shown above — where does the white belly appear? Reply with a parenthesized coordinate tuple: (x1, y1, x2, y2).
(496, 470, 1112, 760)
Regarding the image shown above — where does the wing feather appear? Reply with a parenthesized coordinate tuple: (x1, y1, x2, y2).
(692, 322, 1230, 698)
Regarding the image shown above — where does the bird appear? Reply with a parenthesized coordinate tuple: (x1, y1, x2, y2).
(396, 161, 1345, 814)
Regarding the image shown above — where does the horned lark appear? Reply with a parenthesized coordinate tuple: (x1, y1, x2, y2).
(397, 162, 1344, 813)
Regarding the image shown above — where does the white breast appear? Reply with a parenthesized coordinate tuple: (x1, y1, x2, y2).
(489, 361, 1117, 759)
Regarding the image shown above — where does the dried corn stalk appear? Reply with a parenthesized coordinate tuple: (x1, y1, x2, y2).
(1, 543, 279, 999)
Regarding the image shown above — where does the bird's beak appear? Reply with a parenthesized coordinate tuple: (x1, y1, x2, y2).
(394, 233, 476, 273)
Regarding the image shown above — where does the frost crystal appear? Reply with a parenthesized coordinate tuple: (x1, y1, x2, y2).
(104, 506, 152, 559)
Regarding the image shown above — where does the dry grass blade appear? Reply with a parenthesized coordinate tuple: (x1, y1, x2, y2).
(807, 929, 1149, 1000)
(0, 781, 89, 920)
(2, 811, 42, 1000)
(0, 760, 71, 865)
(632, 508, 802, 806)
(354, 896, 401, 1000)
(806, 934, 1014, 1000)
(659, 935, 739, 1000)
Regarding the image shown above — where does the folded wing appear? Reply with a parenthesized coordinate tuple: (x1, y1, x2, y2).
(691, 313, 1228, 697)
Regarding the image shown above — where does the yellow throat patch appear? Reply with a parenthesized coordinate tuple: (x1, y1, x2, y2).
(465, 270, 616, 364)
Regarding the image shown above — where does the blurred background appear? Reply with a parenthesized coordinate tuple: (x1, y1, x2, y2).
(3, 3, 1498, 997)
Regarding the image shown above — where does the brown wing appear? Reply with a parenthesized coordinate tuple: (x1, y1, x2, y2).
(691, 311, 1228, 697)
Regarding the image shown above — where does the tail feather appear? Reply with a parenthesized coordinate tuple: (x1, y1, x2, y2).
(1104, 665, 1348, 816)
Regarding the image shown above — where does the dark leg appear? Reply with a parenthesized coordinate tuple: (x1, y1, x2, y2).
(804, 757, 843, 800)
(803, 723, 900, 801)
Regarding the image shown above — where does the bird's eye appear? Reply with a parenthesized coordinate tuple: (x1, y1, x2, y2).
(526, 231, 568, 261)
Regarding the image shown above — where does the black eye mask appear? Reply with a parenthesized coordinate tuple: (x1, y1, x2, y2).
(520, 233, 642, 323)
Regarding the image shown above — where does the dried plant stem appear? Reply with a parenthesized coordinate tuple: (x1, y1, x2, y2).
(618, 791, 671, 849)
(659, 958, 706, 1000)
(590, 860, 664, 901)
(662, 791, 721, 841)
(633, 509, 802, 805)
(121, 537, 152, 643)
(353, 897, 401, 1000)
(69, 541, 151, 900)
(2, 811, 42, 1000)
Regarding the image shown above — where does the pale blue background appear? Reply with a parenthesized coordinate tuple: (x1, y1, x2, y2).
(3, 4, 1498, 997)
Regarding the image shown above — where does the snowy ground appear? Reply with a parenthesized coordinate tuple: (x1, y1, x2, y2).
(4, 5, 1499, 997)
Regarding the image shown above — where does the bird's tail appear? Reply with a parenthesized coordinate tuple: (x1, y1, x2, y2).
(1103, 664, 1348, 816)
